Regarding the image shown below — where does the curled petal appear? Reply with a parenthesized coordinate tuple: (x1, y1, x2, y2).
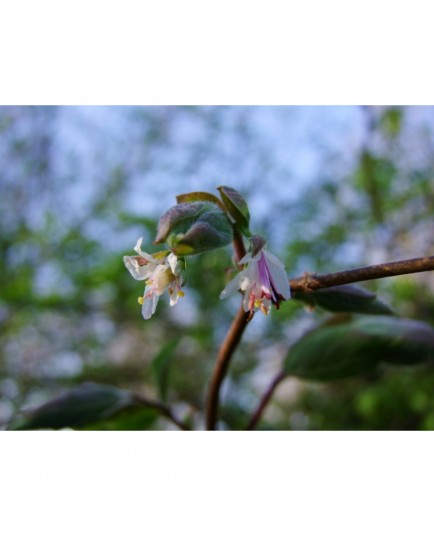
(134, 237, 159, 264)
(123, 256, 153, 281)
(134, 237, 143, 253)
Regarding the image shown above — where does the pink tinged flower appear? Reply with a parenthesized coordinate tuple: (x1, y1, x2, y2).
(123, 237, 160, 281)
(123, 238, 185, 320)
(220, 249, 291, 315)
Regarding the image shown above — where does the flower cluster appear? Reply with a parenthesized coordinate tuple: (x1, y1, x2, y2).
(123, 238, 185, 320)
(123, 237, 290, 319)
(123, 186, 292, 319)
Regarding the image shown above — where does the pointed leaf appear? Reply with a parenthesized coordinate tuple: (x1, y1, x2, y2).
(155, 202, 208, 244)
(284, 321, 382, 381)
(292, 284, 394, 315)
(10, 383, 134, 430)
(284, 316, 434, 381)
(155, 201, 233, 255)
(353, 316, 434, 365)
(176, 191, 226, 212)
(217, 185, 251, 236)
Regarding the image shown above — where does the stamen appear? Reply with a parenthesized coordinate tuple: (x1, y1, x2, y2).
(260, 303, 269, 315)
(138, 296, 144, 305)
(178, 290, 185, 297)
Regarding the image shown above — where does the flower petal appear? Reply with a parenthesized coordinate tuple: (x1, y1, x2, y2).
(123, 256, 152, 280)
(263, 250, 291, 300)
(152, 264, 174, 294)
(167, 253, 180, 275)
(240, 261, 259, 293)
(238, 252, 252, 265)
(220, 272, 243, 299)
(133, 237, 159, 264)
(133, 237, 144, 255)
(169, 291, 180, 306)
(241, 293, 249, 312)
(142, 293, 159, 319)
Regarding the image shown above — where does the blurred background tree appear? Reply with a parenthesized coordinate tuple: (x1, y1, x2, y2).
(1, 105, 434, 430)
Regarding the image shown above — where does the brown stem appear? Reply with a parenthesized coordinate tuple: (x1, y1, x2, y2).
(246, 370, 287, 430)
(205, 230, 249, 431)
(133, 394, 190, 431)
(289, 255, 434, 293)
(206, 305, 251, 430)
(232, 229, 247, 264)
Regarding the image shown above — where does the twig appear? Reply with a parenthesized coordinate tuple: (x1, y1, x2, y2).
(133, 394, 190, 431)
(289, 255, 434, 293)
(205, 230, 249, 431)
(232, 229, 247, 264)
(206, 304, 251, 430)
(246, 370, 287, 430)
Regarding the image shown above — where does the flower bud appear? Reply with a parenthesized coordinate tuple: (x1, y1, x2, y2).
(154, 201, 233, 255)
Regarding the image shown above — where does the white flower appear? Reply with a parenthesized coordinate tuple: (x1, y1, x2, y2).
(123, 238, 161, 281)
(220, 248, 291, 315)
(123, 237, 185, 320)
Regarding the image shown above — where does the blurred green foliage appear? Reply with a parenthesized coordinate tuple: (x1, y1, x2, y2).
(1, 105, 434, 430)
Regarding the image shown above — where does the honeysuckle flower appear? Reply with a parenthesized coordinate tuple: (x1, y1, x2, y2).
(123, 237, 185, 320)
(220, 248, 291, 315)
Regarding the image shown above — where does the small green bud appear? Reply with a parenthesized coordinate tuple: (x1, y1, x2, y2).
(155, 201, 233, 255)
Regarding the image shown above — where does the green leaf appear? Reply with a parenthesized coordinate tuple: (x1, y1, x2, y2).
(284, 316, 434, 381)
(154, 201, 233, 255)
(284, 320, 381, 381)
(352, 316, 434, 365)
(217, 185, 251, 236)
(81, 405, 160, 431)
(292, 284, 394, 315)
(176, 191, 226, 212)
(10, 383, 134, 430)
(151, 339, 179, 402)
